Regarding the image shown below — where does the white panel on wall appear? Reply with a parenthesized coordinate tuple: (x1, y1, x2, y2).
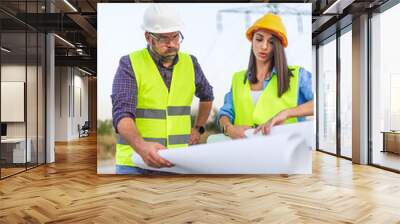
(1, 82, 25, 122)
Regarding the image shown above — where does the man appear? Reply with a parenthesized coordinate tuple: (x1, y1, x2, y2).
(111, 4, 214, 174)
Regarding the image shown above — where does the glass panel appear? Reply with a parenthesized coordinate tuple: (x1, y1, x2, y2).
(318, 37, 337, 154)
(27, 31, 38, 169)
(371, 4, 400, 171)
(1, 30, 27, 177)
(38, 32, 45, 165)
(340, 29, 352, 158)
(0, 1, 46, 178)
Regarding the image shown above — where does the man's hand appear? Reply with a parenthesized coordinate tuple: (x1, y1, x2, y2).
(136, 141, 173, 168)
(226, 125, 251, 139)
(255, 110, 289, 135)
(189, 128, 201, 145)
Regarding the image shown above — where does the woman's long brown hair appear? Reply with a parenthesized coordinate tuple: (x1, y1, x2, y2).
(245, 35, 293, 97)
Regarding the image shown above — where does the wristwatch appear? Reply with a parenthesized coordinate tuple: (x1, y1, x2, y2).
(195, 125, 205, 134)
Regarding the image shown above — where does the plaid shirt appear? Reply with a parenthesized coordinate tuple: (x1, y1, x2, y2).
(111, 47, 214, 131)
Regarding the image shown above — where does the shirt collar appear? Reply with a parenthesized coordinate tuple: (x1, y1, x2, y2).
(264, 67, 277, 81)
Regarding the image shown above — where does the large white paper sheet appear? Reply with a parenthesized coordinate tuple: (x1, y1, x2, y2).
(132, 121, 313, 174)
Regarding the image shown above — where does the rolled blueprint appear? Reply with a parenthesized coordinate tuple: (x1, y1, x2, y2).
(132, 121, 313, 174)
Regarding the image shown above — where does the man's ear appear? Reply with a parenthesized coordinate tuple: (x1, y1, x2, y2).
(144, 32, 151, 44)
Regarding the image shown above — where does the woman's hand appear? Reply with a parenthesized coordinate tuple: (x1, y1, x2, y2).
(226, 125, 251, 139)
(255, 110, 290, 135)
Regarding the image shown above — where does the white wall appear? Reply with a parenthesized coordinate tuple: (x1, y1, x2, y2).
(1, 65, 37, 138)
(1, 63, 46, 163)
(55, 66, 69, 141)
(54, 67, 89, 141)
(72, 72, 89, 138)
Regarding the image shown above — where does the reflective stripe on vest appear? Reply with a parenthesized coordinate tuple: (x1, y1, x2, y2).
(117, 135, 167, 146)
(136, 109, 166, 119)
(167, 106, 191, 116)
(232, 66, 300, 126)
(134, 106, 191, 119)
(115, 48, 195, 166)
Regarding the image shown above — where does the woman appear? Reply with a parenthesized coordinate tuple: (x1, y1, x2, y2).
(215, 13, 313, 141)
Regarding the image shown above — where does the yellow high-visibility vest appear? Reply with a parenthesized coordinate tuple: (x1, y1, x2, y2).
(232, 66, 300, 126)
(116, 48, 195, 166)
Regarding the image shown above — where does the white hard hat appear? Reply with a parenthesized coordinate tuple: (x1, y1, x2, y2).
(141, 4, 184, 33)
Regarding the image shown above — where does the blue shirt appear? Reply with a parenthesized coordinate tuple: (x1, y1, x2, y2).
(217, 67, 313, 126)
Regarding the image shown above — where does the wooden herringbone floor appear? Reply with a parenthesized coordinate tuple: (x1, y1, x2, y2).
(1, 135, 400, 224)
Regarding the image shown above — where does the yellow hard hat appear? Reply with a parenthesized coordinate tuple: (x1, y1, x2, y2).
(246, 13, 288, 48)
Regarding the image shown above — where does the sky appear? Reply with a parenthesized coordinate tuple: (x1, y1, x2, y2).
(97, 3, 312, 120)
